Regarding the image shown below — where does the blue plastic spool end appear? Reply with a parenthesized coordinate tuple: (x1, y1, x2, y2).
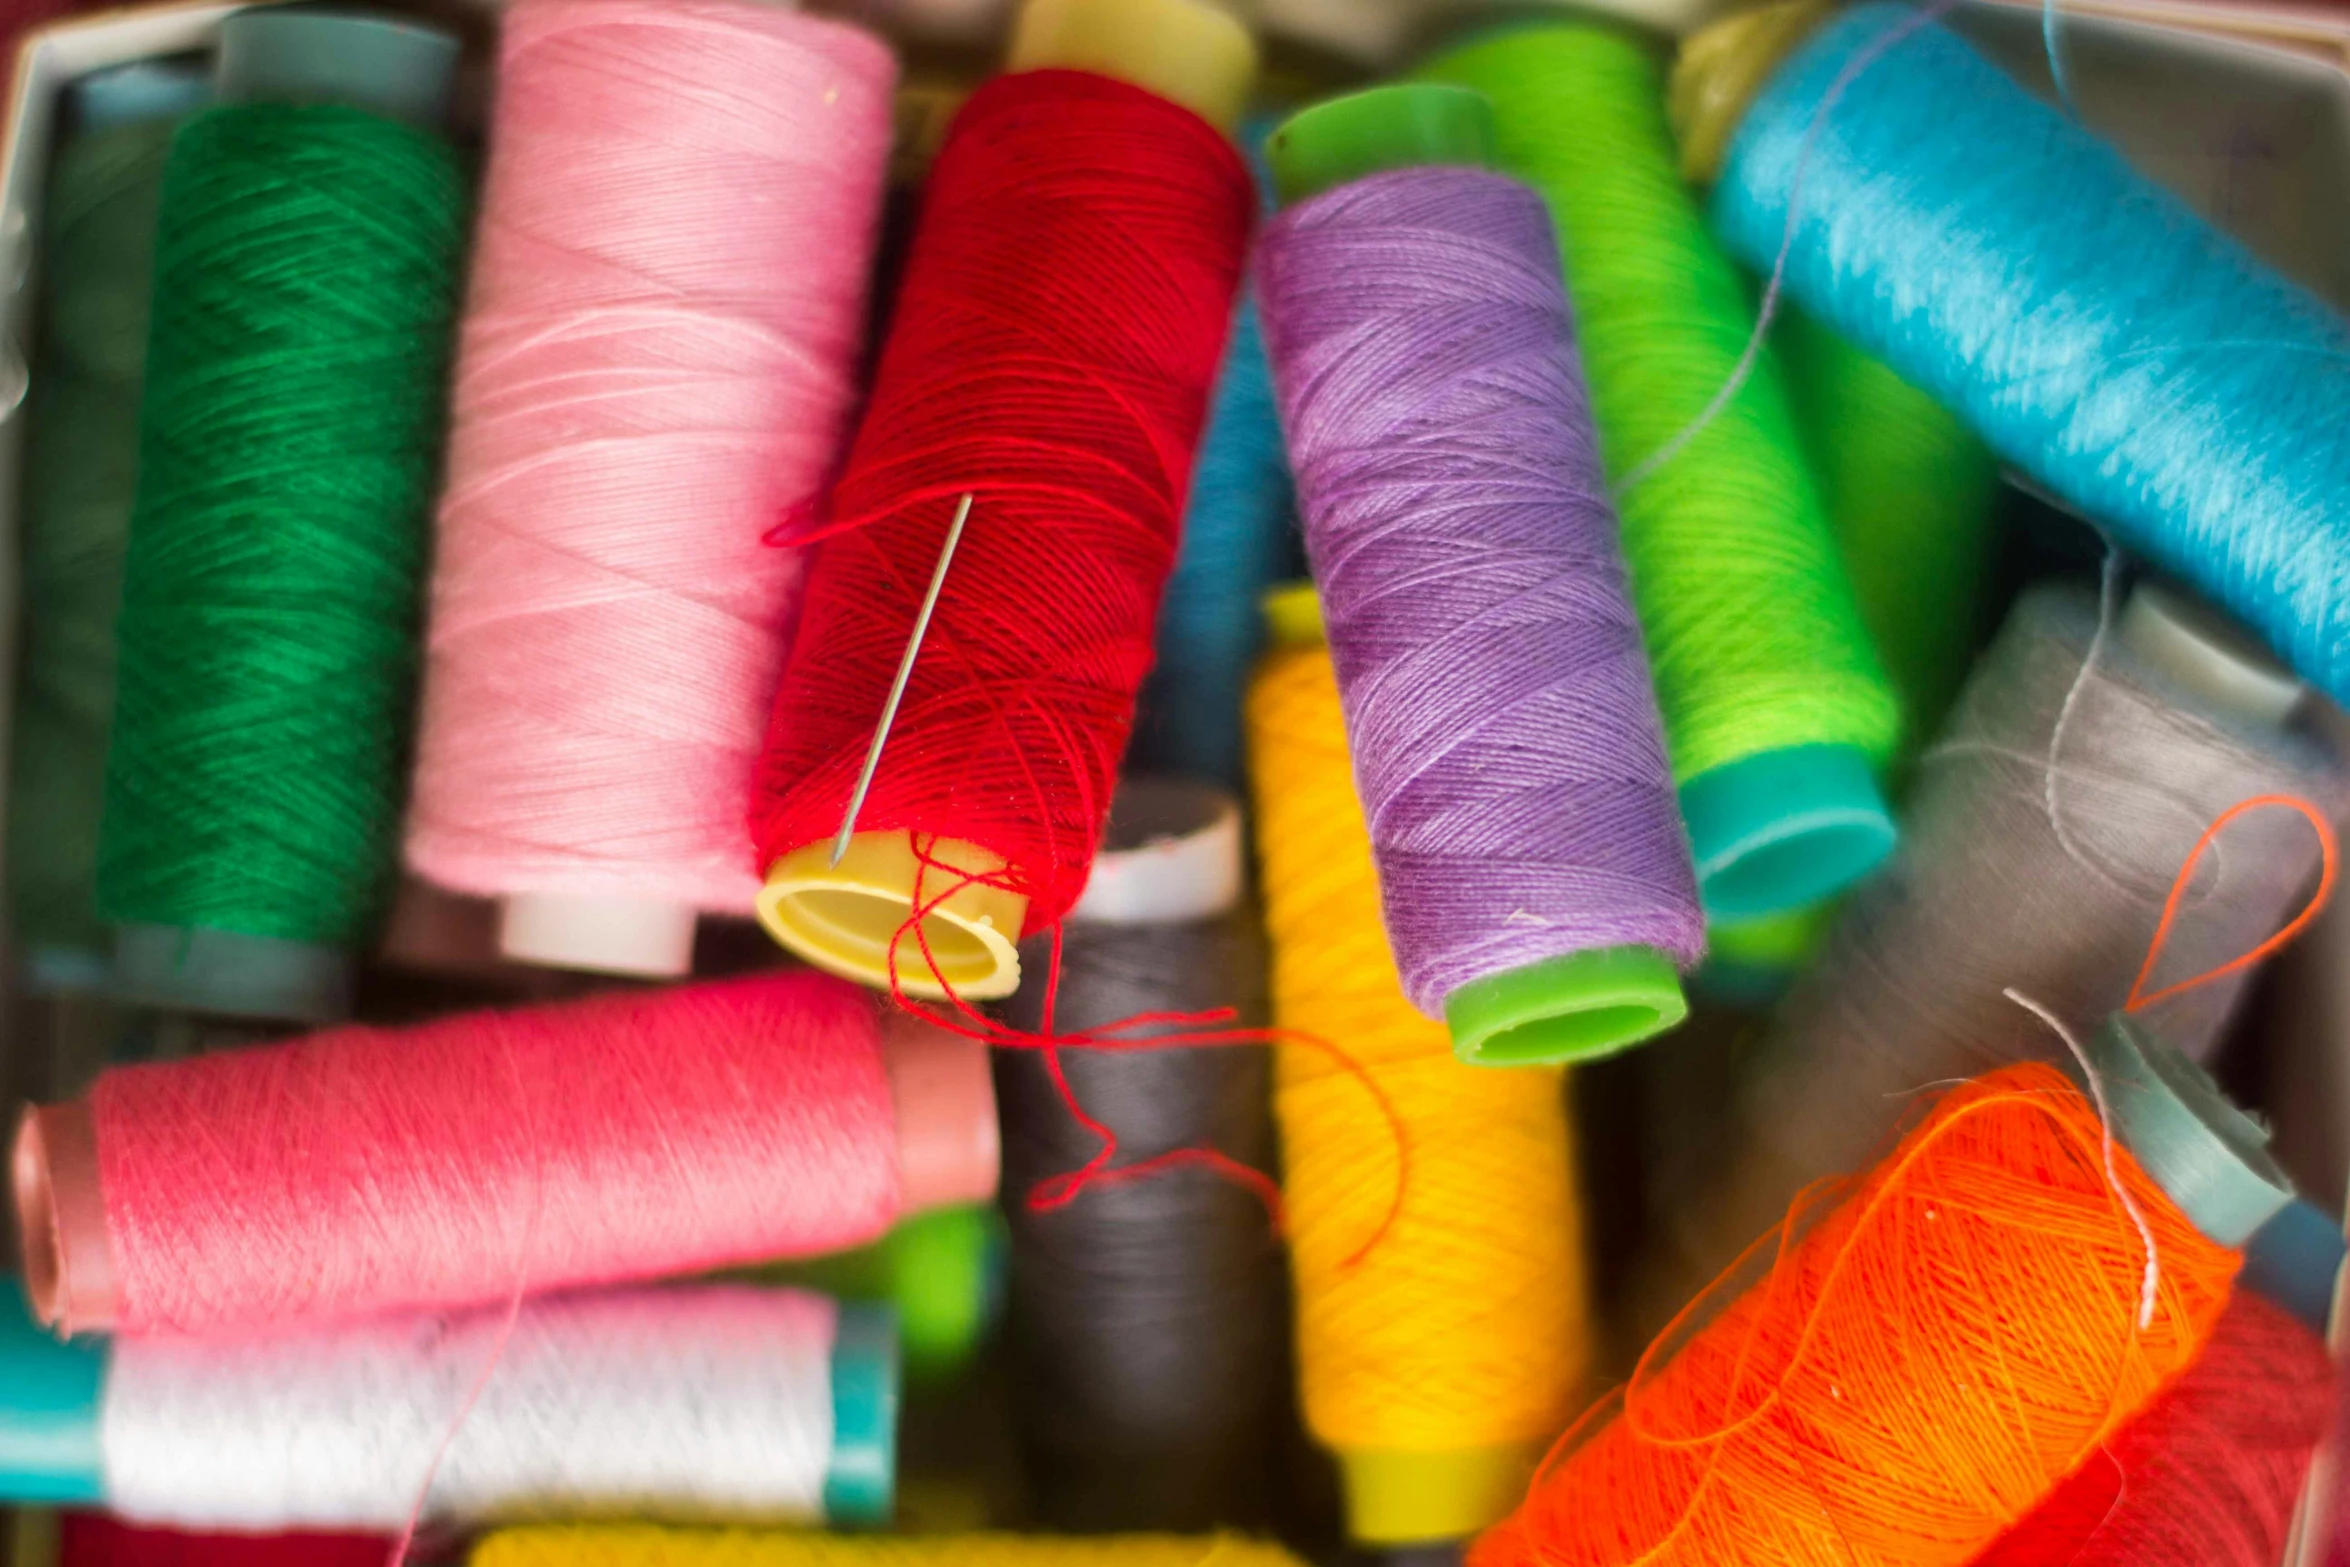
(1680, 744, 1895, 921)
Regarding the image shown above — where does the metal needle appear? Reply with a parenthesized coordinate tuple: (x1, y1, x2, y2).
(830, 491, 974, 868)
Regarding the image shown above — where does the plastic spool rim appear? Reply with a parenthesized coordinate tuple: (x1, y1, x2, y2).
(2086, 1013, 2293, 1248)
(1070, 776, 1243, 925)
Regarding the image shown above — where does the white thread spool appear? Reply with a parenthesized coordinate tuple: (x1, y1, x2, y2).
(80, 1286, 891, 1530)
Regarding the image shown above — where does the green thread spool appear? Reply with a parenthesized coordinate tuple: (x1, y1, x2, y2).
(96, 14, 466, 1021)
(1698, 314, 1998, 997)
(1779, 307, 1999, 751)
(1418, 23, 1900, 922)
(8, 68, 203, 991)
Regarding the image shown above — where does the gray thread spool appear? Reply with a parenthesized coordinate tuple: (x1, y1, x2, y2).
(1636, 580, 2347, 1335)
(995, 776, 1286, 1530)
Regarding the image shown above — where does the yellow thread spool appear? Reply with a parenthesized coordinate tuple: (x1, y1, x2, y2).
(1247, 584, 1593, 1546)
(473, 1531, 1308, 1567)
(753, 0, 1259, 1002)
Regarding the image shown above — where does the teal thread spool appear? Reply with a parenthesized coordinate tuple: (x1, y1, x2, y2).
(95, 13, 466, 1021)
(8, 64, 207, 992)
(1418, 24, 1900, 923)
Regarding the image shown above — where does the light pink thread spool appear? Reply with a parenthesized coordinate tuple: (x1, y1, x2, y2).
(405, 0, 899, 978)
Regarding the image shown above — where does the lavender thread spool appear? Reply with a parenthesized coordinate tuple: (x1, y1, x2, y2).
(1255, 85, 1705, 1066)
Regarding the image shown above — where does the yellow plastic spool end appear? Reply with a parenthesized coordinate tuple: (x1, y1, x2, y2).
(1261, 580, 1326, 650)
(758, 832, 1026, 1002)
(1670, 0, 1830, 182)
(1336, 1442, 1541, 1546)
(1007, 0, 1259, 134)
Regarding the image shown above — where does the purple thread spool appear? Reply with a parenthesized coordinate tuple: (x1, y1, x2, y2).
(1256, 84, 1705, 1065)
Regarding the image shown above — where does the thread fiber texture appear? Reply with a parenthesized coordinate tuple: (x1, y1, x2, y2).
(1419, 26, 1896, 786)
(1247, 639, 1590, 1491)
(100, 1285, 840, 1530)
(1477, 1063, 2241, 1567)
(1642, 584, 2347, 1324)
(1973, 1287, 2331, 1567)
(97, 103, 467, 947)
(474, 1530, 1310, 1567)
(1713, 4, 2350, 702)
(1780, 307, 1998, 751)
(83, 969, 900, 1333)
(1256, 166, 1703, 1019)
(751, 70, 1253, 934)
(408, 0, 897, 916)
(8, 111, 182, 975)
(61, 1516, 387, 1567)
(996, 910, 1285, 1530)
(1130, 121, 1293, 792)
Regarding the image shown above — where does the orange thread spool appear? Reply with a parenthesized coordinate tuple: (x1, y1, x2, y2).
(1478, 1062, 2239, 1567)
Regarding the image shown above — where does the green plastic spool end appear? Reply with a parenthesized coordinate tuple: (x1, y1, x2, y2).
(0, 1279, 106, 1504)
(111, 923, 351, 1024)
(1267, 83, 1497, 207)
(1445, 943, 1686, 1066)
(2089, 1014, 2293, 1248)
(214, 8, 459, 128)
(822, 1303, 901, 1526)
(1681, 744, 1895, 921)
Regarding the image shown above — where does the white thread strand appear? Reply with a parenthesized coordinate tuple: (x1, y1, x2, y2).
(101, 1286, 839, 1530)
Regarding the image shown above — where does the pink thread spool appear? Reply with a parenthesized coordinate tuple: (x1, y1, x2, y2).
(404, 0, 899, 980)
(11, 971, 997, 1336)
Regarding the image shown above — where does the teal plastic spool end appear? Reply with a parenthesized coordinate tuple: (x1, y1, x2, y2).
(0, 1278, 106, 1503)
(1681, 744, 1895, 921)
(2089, 1013, 2293, 1248)
(822, 1303, 900, 1526)
(214, 9, 459, 128)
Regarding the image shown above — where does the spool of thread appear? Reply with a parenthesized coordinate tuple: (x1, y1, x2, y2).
(6, 63, 207, 992)
(60, 1515, 387, 1567)
(93, 11, 469, 1023)
(1256, 87, 1704, 1065)
(1640, 581, 2347, 1326)
(1973, 1287, 2331, 1567)
(1128, 121, 1294, 793)
(1247, 588, 1594, 1546)
(1778, 308, 1999, 751)
(405, 0, 899, 981)
(1686, 0, 2350, 703)
(995, 777, 1283, 1530)
(1697, 312, 1999, 997)
(474, 1531, 1311, 1567)
(1244, 0, 1737, 69)
(1417, 24, 1899, 925)
(751, 1205, 1004, 1389)
(1477, 1041, 2277, 1567)
(10, 968, 999, 1336)
(748, 0, 1258, 1002)
(0, 1280, 898, 1528)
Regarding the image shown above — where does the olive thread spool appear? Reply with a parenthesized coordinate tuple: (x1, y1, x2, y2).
(1418, 23, 1902, 926)
(1255, 86, 1705, 1065)
(93, 11, 467, 1023)
(7, 63, 207, 992)
(995, 778, 1284, 1530)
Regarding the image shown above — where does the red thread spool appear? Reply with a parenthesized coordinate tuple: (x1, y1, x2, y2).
(748, 1, 1256, 1005)
(11, 971, 998, 1335)
(61, 1516, 388, 1567)
(1975, 1287, 2332, 1567)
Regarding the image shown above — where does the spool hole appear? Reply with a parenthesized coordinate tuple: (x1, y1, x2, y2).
(1472, 1003, 1672, 1066)
(785, 888, 1003, 989)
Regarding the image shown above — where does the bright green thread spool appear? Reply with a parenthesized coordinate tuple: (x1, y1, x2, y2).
(8, 78, 197, 989)
(96, 92, 466, 1019)
(1418, 24, 1899, 921)
(1778, 306, 1999, 753)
